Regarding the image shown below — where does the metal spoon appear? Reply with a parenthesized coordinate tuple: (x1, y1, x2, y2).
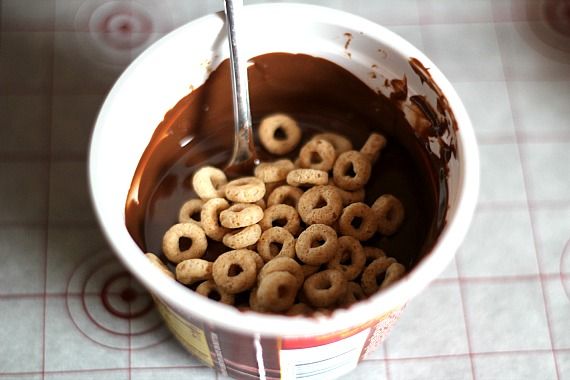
(223, 0, 257, 175)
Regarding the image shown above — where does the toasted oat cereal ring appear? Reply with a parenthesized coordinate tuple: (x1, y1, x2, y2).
(266, 185, 304, 208)
(302, 264, 320, 278)
(313, 132, 353, 154)
(259, 204, 301, 236)
(254, 159, 295, 183)
(361, 257, 397, 296)
(264, 180, 284, 200)
(258, 257, 304, 289)
(175, 258, 213, 285)
(224, 176, 266, 203)
(329, 180, 365, 206)
(363, 246, 386, 265)
(327, 236, 366, 281)
(295, 224, 338, 265)
(257, 271, 299, 312)
(192, 166, 227, 200)
(238, 248, 265, 272)
(257, 227, 295, 262)
(254, 198, 266, 210)
(286, 303, 314, 316)
(302, 269, 347, 308)
(298, 138, 336, 171)
(201, 198, 230, 241)
(297, 185, 343, 226)
(340, 281, 366, 307)
(212, 250, 257, 294)
(248, 286, 267, 313)
(286, 168, 328, 187)
(372, 194, 405, 236)
(145, 253, 175, 279)
(196, 280, 235, 305)
(338, 202, 377, 241)
(360, 132, 387, 163)
(222, 224, 262, 249)
(162, 223, 208, 263)
(381, 262, 406, 290)
(333, 150, 372, 191)
(220, 203, 264, 228)
(178, 199, 204, 225)
(258, 114, 302, 155)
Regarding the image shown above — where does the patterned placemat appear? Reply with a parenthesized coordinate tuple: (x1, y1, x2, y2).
(1, 0, 568, 379)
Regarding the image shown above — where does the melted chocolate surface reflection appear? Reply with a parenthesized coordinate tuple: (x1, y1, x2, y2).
(125, 53, 448, 269)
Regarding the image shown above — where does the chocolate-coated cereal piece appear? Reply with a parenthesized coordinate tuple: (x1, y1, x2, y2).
(258, 114, 302, 155)
(196, 280, 235, 305)
(295, 224, 338, 265)
(371, 194, 405, 236)
(162, 223, 208, 263)
(212, 250, 258, 294)
(256, 226, 296, 262)
(259, 204, 301, 236)
(297, 185, 343, 226)
(175, 258, 213, 285)
(302, 269, 347, 308)
(338, 202, 377, 241)
(192, 166, 227, 199)
(200, 198, 230, 241)
(298, 138, 336, 171)
(332, 150, 372, 191)
(222, 224, 262, 249)
(220, 203, 264, 228)
(326, 236, 366, 281)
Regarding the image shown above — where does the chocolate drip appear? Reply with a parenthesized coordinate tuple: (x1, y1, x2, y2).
(125, 53, 450, 269)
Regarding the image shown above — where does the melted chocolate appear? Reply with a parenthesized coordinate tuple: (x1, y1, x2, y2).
(125, 53, 449, 269)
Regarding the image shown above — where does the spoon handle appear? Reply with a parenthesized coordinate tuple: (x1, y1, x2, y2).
(224, 0, 256, 168)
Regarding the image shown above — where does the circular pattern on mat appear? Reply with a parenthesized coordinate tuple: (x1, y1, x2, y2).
(66, 249, 169, 350)
(516, 0, 570, 61)
(74, 0, 170, 66)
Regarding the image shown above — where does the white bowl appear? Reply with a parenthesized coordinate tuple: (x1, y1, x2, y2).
(89, 3, 478, 379)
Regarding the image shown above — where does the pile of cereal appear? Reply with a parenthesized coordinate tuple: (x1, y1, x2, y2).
(146, 113, 407, 315)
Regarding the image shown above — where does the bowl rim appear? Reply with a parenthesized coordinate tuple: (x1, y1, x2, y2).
(88, 2, 479, 336)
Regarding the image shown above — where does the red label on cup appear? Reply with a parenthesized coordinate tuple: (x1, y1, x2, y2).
(155, 296, 404, 379)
